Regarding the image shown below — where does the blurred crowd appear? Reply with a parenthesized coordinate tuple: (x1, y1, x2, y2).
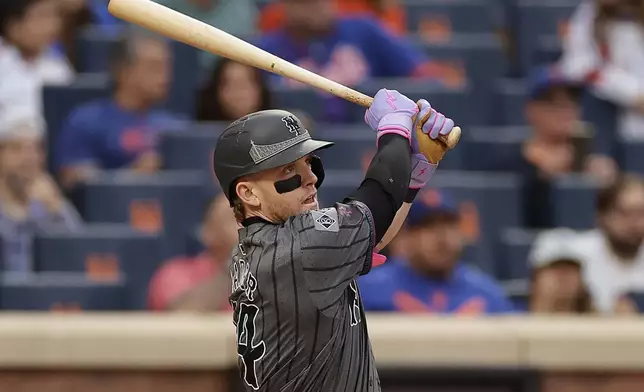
(1, 0, 644, 316)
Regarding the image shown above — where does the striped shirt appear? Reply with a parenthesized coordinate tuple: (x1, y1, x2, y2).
(230, 201, 380, 392)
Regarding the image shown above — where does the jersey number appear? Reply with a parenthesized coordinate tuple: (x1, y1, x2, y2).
(236, 303, 266, 390)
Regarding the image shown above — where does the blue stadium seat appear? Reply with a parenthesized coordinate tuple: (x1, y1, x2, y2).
(160, 125, 225, 171)
(464, 126, 530, 170)
(497, 228, 539, 281)
(550, 174, 600, 229)
(272, 87, 324, 120)
(43, 74, 111, 172)
(621, 138, 644, 175)
(627, 292, 644, 313)
(515, 0, 580, 74)
(34, 224, 163, 309)
(414, 33, 506, 125)
(0, 272, 127, 311)
(316, 170, 363, 207)
(315, 125, 375, 171)
(76, 27, 200, 117)
(405, 0, 498, 33)
(82, 171, 211, 258)
(495, 78, 528, 125)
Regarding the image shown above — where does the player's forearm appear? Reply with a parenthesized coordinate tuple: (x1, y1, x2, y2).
(347, 134, 411, 242)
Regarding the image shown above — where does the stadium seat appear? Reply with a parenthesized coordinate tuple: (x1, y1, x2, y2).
(160, 125, 225, 171)
(495, 78, 528, 125)
(405, 0, 498, 34)
(550, 174, 600, 229)
(43, 74, 111, 172)
(497, 228, 539, 281)
(0, 272, 127, 311)
(621, 139, 644, 175)
(515, 0, 580, 74)
(81, 171, 212, 258)
(272, 87, 325, 120)
(464, 126, 530, 170)
(76, 26, 200, 116)
(34, 224, 163, 309)
(316, 170, 363, 207)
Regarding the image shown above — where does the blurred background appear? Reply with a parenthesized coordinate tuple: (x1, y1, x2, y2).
(2, 0, 644, 391)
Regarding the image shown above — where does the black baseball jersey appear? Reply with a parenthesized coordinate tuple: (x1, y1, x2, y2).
(229, 200, 380, 392)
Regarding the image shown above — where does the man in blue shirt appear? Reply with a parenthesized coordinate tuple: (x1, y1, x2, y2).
(256, 0, 438, 121)
(359, 189, 513, 314)
(55, 30, 182, 191)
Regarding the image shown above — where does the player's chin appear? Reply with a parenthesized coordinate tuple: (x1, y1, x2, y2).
(300, 194, 319, 212)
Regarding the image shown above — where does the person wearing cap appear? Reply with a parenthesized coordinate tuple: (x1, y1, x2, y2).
(0, 108, 81, 273)
(481, 64, 617, 228)
(358, 189, 513, 315)
(528, 228, 594, 313)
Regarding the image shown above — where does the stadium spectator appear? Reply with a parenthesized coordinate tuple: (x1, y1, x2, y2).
(255, 0, 440, 121)
(148, 194, 238, 312)
(0, 0, 74, 118)
(528, 228, 594, 313)
(196, 58, 272, 122)
(155, 0, 258, 69)
(0, 109, 82, 273)
(259, 0, 407, 36)
(358, 190, 513, 315)
(569, 175, 644, 314)
(482, 65, 617, 228)
(55, 30, 183, 192)
(561, 0, 644, 140)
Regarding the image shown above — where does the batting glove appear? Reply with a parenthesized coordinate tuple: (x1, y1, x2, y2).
(364, 89, 419, 146)
(415, 99, 455, 140)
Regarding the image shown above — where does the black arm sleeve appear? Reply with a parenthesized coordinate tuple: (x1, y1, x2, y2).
(344, 134, 411, 242)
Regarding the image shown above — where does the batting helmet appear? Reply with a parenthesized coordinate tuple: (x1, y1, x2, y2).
(212, 109, 334, 203)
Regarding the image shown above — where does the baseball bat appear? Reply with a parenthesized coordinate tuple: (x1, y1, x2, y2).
(107, 0, 461, 149)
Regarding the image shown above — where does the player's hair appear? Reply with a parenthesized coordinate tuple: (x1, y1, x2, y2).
(0, 0, 47, 38)
(232, 197, 246, 223)
(108, 27, 167, 76)
(596, 174, 644, 215)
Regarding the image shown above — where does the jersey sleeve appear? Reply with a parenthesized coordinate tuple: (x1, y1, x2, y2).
(291, 201, 376, 312)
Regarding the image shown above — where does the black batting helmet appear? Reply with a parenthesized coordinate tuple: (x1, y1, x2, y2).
(212, 110, 334, 204)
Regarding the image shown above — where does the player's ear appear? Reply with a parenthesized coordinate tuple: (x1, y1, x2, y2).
(236, 180, 260, 208)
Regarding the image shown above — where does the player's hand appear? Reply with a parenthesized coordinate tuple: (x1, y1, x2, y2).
(409, 153, 436, 189)
(414, 99, 455, 140)
(413, 99, 456, 164)
(365, 89, 419, 144)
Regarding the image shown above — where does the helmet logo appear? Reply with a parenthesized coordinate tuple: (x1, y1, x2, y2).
(281, 115, 301, 136)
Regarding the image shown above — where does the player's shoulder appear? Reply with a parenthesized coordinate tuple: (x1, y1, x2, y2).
(288, 201, 371, 232)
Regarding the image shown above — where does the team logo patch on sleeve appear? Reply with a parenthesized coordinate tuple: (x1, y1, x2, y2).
(311, 208, 339, 232)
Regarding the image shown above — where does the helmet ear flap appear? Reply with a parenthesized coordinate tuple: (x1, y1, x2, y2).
(311, 155, 325, 189)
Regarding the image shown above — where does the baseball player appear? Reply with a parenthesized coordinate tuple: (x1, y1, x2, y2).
(212, 89, 457, 392)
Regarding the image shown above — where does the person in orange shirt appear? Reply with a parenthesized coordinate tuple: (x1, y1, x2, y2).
(259, 0, 407, 35)
(147, 194, 239, 312)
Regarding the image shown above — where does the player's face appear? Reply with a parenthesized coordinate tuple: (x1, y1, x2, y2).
(406, 215, 463, 276)
(245, 155, 319, 222)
